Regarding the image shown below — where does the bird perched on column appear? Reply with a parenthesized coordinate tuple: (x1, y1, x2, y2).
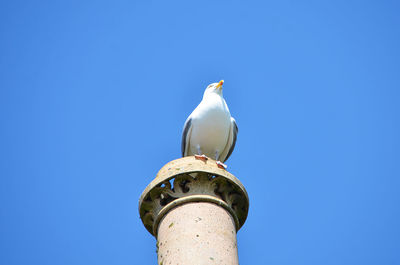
(181, 80, 238, 169)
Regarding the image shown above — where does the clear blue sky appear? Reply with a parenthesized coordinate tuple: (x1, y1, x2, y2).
(1, 1, 399, 264)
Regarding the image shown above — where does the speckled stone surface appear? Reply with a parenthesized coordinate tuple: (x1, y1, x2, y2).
(157, 202, 238, 265)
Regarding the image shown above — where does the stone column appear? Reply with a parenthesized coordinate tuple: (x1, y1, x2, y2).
(139, 157, 249, 265)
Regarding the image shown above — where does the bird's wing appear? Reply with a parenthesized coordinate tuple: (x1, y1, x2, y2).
(220, 117, 238, 162)
(181, 117, 193, 157)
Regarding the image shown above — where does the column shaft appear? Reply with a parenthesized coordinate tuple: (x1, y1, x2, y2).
(157, 202, 239, 265)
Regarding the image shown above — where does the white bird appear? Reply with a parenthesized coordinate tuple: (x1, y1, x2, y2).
(181, 80, 238, 169)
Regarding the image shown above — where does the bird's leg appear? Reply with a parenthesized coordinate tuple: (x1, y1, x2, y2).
(215, 151, 227, 170)
(216, 161, 227, 169)
(194, 146, 208, 162)
(195, 154, 208, 161)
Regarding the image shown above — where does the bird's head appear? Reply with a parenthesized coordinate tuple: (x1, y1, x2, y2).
(203, 80, 224, 97)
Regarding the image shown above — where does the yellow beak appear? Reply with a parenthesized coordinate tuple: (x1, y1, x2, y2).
(216, 80, 224, 89)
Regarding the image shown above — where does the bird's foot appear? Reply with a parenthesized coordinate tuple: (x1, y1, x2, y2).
(216, 161, 227, 170)
(195, 154, 208, 162)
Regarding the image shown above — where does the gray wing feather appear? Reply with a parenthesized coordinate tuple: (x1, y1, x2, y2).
(224, 118, 238, 162)
(181, 117, 192, 157)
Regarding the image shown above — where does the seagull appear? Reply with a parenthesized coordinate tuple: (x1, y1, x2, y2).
(181, 80, 238, 169)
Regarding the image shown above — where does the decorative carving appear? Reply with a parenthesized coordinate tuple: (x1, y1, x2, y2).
(139, 156, 249, 236)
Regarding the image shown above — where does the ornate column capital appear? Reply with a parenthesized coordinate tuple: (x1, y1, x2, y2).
(139, 156, 249, 236)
